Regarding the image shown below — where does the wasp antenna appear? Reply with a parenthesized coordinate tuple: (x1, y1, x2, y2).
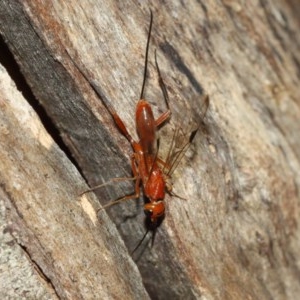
(151, 227, 157, 248)
(140, 10, 153, 100)
(131, 229, 150, 255)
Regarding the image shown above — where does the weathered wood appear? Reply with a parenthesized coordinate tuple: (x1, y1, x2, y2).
(0, 64, 149, 299)
(1, 0, 300, 299)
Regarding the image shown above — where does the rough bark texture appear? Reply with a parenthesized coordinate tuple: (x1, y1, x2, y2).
(0, 1, 300, 299)
(0, 61, 149, 299)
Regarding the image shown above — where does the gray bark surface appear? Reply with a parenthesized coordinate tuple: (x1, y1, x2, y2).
(0, 1, 299, 299)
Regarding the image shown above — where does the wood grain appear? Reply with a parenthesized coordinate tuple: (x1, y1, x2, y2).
(0, 0, 300, 299)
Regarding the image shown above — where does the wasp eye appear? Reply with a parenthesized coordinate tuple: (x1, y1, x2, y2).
(144, 209, 153, 218)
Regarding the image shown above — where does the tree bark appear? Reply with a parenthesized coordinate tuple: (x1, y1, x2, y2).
(0, 50, 148, 299)
(0, 1, 300, 299)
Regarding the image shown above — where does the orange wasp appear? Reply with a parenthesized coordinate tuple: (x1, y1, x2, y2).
(82, 12, 209, 240)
